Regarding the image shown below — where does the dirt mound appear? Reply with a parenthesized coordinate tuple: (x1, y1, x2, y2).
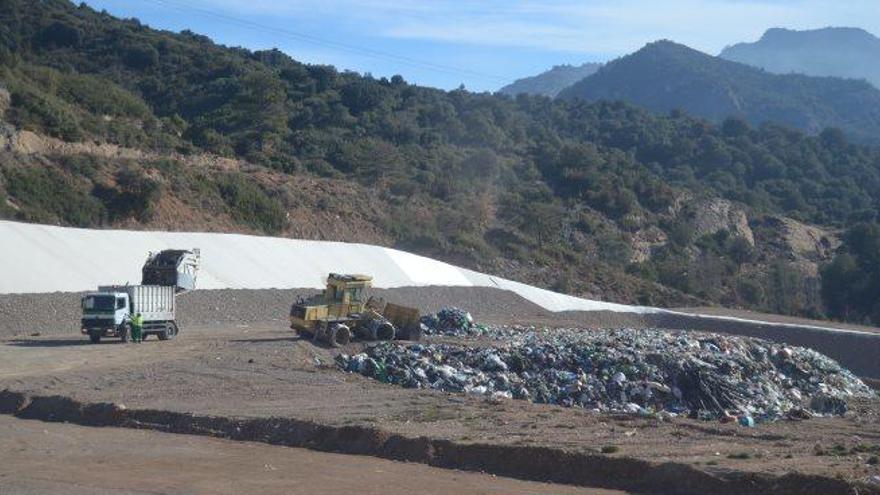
(1, 389, 874, 495)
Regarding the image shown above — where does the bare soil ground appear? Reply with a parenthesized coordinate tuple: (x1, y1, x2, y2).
(0, 415, 620, 495)
(2, 324, 879, 495)
(3, 286, 880, 377)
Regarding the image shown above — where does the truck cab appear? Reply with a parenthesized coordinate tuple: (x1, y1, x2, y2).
(81, 291, 130, 343)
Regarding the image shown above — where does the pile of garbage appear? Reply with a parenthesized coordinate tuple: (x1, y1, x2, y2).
(337, 328, 874, 422)
(420, 307, 487, 336)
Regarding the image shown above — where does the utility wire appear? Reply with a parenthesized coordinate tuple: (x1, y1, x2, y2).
(143, 0, 512, 84)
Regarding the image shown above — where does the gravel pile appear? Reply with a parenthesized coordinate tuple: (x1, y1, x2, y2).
(0, 287, 549, 337)
(337, 327, 875, 422)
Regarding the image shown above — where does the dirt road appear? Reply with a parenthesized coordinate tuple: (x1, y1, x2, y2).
(0, 416, 622, 495)
(2, 324, 879, 495)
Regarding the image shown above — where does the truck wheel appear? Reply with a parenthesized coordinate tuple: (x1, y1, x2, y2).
(88, 332, 101, 344)
(119, 324, 131, 343)
(158, 323, 176, 341)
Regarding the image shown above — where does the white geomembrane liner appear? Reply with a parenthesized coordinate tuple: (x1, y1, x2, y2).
(0, 220, 650, 313)
(0, 220, 876, 335)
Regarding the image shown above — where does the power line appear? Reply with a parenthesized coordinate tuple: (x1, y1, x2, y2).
(143, 0, 512, 84)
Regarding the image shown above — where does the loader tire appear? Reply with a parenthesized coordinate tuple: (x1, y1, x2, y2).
(330, 323, 351, 346)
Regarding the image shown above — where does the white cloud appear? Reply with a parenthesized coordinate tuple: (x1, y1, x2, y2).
(179, 0, 880, 56)
(377, 0, 880, 55)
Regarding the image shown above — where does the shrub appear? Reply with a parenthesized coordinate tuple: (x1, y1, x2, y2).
(94, 168, 163, 222)
(58, 73, 150, 118)
(216, 173, 286, 234)
(123, 44, 159, 69)
(7, 84, 82, 140)
(4, 167, 104, 226)
(36, 21, 82, 48)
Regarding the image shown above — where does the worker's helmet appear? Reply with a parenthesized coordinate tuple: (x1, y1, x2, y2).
(136, 313, 142, 316)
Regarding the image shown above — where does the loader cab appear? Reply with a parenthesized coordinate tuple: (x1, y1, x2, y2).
(324, 274, 372, 318)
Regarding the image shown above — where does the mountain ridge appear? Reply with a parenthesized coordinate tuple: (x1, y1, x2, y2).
(558, 40, 880, 144)
(720, 27, 880, 88)
(498, 62, 601, 97)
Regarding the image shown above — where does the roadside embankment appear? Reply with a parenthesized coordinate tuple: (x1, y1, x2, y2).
(0, 389, 875, 495)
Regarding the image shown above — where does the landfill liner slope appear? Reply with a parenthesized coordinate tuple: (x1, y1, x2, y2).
(0, 390, 874, 495)
(0, 220, 656, 313)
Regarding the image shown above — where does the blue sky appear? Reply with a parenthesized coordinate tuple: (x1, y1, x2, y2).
(85, 0, 880, 92)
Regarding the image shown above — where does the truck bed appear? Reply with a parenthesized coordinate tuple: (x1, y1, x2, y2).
(99, 285, 175, 321)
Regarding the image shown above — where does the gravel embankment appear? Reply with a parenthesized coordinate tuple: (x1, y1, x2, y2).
(3, 287, 879, 378)
(0, 287, 551, 337)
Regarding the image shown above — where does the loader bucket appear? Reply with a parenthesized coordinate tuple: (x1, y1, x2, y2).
(383, 302, 422, 341)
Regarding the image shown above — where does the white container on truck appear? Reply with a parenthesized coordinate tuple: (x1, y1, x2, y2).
(81, 285, 178, 343)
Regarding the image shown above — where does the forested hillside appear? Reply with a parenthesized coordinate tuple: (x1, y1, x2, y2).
(2, 0, 880, 323)
(559, 40, 880, 145)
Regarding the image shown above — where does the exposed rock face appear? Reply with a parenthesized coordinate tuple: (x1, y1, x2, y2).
(10, 129, 148, 159)
(690, 198, 755, 245)
(780, 217, 838, 262)
(0, 121, 245, 172)
(757, 216, 838, 263)
(631, 226, 668, 263)
(788, 259, 821, 278)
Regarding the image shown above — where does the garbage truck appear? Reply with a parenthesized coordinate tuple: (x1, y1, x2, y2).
(80, 249, 199, 343)
(81, 285, 178, 343)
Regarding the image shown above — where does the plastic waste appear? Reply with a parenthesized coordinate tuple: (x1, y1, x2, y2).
(738, 415, 755, 427)
(336, 326, 873, 421)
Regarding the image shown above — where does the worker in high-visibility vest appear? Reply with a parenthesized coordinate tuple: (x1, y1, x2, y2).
(131, 313, 144, 343)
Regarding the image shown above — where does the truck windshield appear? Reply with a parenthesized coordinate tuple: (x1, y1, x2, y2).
(82, 295, 115, 311)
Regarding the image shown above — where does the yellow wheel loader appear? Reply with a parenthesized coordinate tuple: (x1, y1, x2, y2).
(289, 274, 422, 347)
